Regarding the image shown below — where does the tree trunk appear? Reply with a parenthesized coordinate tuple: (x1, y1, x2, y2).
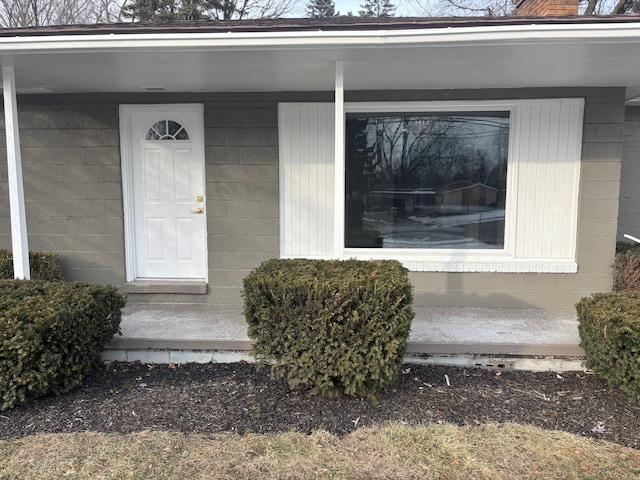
(612, 0, 631, 14)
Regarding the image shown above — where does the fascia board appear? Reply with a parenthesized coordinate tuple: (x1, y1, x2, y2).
(0, 22, 639, 54)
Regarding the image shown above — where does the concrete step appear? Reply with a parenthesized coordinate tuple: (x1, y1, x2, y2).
(101, 303, 585, 371)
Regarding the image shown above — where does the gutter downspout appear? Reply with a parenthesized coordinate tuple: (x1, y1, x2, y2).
(3, 66, 30, 279)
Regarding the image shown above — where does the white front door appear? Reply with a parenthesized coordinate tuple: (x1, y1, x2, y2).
(120, 105, 207, 281)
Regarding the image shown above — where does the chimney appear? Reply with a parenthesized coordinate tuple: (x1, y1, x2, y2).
(515, 0, 579, 16)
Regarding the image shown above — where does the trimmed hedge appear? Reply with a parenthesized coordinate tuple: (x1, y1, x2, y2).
(576, 292, 640, 402)
(243, 259, 414, 399)
(0, 250, 65, 281)
(0, 280, 125, 410)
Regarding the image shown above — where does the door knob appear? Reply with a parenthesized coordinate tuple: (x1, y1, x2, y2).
(191, 207, 204, 214)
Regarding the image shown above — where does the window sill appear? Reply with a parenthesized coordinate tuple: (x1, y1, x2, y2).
(341, 250, 578, 273)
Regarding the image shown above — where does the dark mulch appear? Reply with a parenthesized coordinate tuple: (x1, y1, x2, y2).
(1, 362, 639, 449)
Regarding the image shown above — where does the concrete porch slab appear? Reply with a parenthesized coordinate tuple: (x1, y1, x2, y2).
(106, 302, 584, 359)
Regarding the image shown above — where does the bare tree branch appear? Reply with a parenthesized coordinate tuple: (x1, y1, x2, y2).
(0, 0, 125, 27)
(426, 0, 515, 16)
(583, 0, 600, 14)
(612, 0, 632, 13)
(423, 0, 638, 16)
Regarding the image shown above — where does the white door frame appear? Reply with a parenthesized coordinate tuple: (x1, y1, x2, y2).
(119, 103, 207, 283)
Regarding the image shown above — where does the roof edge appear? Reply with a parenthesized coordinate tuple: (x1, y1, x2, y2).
(0, 14, 638, 38)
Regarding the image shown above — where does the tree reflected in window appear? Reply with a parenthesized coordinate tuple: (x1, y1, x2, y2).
(146, 120, 190, 141)
(345, 112, 509, 249)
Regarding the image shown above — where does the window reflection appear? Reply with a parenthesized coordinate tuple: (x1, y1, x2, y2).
(345, 112, 509, 249)
(145, 120, 190, 141)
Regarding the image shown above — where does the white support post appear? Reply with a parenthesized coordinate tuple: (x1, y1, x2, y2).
(3, 66, 30, 279)
(333, 61, 345, 259)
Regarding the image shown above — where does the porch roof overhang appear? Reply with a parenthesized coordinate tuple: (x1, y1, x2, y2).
(0, 15, 639, 100)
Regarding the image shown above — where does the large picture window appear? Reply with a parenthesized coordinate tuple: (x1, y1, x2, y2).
(278, 99, 583, 273)
(345, 112, 509, 249)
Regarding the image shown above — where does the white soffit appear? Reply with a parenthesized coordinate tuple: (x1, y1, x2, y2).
(1, 21, 640, 95)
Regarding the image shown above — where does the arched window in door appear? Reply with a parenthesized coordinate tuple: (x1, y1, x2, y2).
(145, 120, 190, 141)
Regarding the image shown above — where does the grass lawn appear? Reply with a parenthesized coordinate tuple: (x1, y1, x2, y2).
(1, 423, 639, 479)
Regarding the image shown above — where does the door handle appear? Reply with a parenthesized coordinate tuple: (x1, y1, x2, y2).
(191, 207, 204, 214)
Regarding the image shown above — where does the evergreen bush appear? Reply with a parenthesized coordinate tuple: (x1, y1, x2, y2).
(0, 280, 125, 410)
(243, 259, 414, 399)
(0, 250, 65, 281)
(576, 292, 640, 402)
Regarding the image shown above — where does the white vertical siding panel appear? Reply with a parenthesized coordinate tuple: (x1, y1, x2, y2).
(512, 105, 528, 258)
(307, 107, 319, 256)
(531, 103, 549, 258)
(563, 101, 583, 259)
(280, 103, 293, 257)
(538, 102, 558, 258)
(297, 106, 307, 256)
(317, 105, 335, 256)
(520, 103, 540, 258)
(278, 103, 335, 259)
(287, 104, 299, 256)
(284, 103, 300, 254)
(548, 103, 565, 259)
(511, 99, 583, 264)
(296, 106, 306, 256)
(300, 107, 311, 255)
(324, 105, 336, 257)
(504, 106, 519, 257)
(550, 101, 572, 258)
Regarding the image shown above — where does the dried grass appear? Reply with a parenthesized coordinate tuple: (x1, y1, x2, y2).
(1, 424, 639, 480)
(614, 253, 640, 292)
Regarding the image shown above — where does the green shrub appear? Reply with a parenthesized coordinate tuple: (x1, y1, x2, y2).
(0, 280, 125, 410)
(576, 292, 640, 402)
(0, 250, 65, 281)
(243, 259, 414, 399)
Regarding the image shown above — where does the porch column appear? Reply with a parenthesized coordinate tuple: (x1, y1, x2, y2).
(2, 66, 30, 279)
(333, 61, 345, 259)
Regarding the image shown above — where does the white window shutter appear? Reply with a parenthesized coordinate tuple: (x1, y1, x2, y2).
(278, 103, 335, 258)
(509, 99, 583, 272)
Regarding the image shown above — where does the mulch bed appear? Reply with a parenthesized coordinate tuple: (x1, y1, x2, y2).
(1, 362, 639, 449)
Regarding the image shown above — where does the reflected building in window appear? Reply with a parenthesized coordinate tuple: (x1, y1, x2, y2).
(345, 112, 509, 249)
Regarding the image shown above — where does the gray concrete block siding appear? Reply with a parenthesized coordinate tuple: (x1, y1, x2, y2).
(0, 102, 125, 286)
(0, 88, 626, 309)
(618, 105, 640, 242)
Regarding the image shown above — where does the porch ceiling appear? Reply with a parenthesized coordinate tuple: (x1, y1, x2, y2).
(1, 19, 640, 99)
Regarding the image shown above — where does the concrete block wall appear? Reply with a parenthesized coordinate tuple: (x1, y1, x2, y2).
(574, 90, 625, 297)
(0, 88, 625, 309)
(0, 102, 125, 284)
(617, 106, 640, 242)
(0, 92, 292, 305)
(203, 97, 281, 304)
